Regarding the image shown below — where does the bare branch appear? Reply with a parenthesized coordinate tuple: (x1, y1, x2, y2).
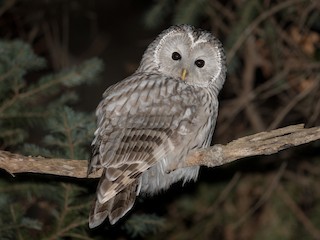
(182, 124, 320, 169)
(0, 124, 319, 178)
(0, 151, 102, 178)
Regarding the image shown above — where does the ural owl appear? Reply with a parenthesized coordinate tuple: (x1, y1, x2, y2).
(88, 24, 226, 228)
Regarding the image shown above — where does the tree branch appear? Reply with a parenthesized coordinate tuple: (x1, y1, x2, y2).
(0, 124, 319, 178)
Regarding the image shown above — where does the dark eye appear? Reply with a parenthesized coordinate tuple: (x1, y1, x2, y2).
(172, 52, 181, 61)
(195, 59, 205, 68)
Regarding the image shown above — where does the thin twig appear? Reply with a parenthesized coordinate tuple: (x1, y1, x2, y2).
(227, 0, 308, 63)
(242, 36, 265, 131)
(196, 172, 241, 221)
(232, 162, 287, 229)
(277, 184, 320, 239)
(268, 81, 318, 130)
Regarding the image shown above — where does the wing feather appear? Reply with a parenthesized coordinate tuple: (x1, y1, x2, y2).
(89, 73, 207, 204)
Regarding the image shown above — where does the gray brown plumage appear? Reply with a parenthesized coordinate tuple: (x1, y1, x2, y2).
(88, 25, 226, 228)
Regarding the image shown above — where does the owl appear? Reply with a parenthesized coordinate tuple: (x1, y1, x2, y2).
(88, 24, 226, 228)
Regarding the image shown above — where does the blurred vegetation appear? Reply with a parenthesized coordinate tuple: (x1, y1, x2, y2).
(0, 0, 319, 239)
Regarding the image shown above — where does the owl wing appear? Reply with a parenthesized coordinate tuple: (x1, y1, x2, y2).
(89, 73, 209, 204)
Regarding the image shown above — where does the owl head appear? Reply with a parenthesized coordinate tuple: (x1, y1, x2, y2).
(137, 25, 226, 92)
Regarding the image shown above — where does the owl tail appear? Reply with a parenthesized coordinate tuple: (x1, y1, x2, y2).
(89, 180, 138, 228)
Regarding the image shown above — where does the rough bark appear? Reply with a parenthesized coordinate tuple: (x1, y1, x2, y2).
(0, 124, 319, 178)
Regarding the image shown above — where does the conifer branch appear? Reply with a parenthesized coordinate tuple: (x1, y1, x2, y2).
(0, 124, 319, 178)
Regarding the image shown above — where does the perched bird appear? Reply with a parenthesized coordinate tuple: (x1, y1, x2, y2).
(88, 24, 226, 228)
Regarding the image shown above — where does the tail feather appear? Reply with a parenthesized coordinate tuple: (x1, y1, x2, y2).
(89, 180, 138, 228)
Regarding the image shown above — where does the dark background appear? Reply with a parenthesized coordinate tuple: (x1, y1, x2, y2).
(0, 0, 320, 239)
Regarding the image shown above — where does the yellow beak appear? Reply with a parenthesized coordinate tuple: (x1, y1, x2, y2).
(181, 68, 187, 81)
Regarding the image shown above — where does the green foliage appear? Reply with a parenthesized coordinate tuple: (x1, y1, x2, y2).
(144, 0, 207, 28)
(0, 37, 170, 239)
(124, 214, 165, 238)
(224, 0, 261, 50)
(147, 168, 320, 240)
(173, 0, 207, 26)
(0, 40, 46, 146)
(144, 0, 174, 29)
(24, 107, 96, 160)
(0, 180, 92, 239)
(1, 0, 319, 239)
(0, 39, 103, 148)
(0, 40, 46, 89)
(0, 39, 103, 239)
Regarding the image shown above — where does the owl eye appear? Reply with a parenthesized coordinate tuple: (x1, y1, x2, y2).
(195, 59, 205, 68)
(172, 52, 181, 61)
